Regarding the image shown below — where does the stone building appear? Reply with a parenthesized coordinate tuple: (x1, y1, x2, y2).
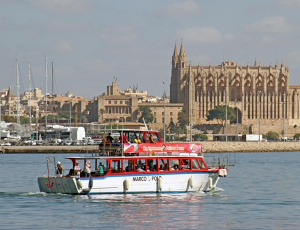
(170, 43, 300, 135)
(91, 79, 183, 130)
(139, 99, 183, 131)
(92, 78, 143, 123)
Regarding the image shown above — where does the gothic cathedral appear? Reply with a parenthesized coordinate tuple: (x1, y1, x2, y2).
(170, 43, 300, 130)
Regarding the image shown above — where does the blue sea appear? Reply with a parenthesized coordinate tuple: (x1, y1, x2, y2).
(1, 152, 300, 230)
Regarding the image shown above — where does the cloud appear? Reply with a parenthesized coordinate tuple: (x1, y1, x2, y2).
(48, 21, 89, 31)
(100, 26, 139, 45)
(175, 27, 234, 43)
(278, 0, 300, 8)
(53, 40, 73, 54)
(34, 0, 96, 14)
(244, 17, 294, 34)
(81, 59, 107, 72)
(162, 0, 201, 16)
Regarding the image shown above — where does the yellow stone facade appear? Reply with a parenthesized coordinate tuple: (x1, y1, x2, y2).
(170, 43, 300, 135)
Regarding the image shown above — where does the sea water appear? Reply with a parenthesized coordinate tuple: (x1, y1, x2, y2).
(1, 152, 300, 230)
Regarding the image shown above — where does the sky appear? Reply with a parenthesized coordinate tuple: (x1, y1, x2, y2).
(1, 0, 300, 100)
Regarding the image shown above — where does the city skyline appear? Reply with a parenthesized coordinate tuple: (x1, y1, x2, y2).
(1, 0, 300, 99)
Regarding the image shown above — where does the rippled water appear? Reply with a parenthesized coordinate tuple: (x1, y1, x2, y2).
(1, 152, 300, 230)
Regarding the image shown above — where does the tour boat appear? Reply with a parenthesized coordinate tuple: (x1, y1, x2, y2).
(37, 129, 231, 195)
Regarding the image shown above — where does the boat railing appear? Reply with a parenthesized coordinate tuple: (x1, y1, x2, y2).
(204, 153, 236, 168)
(94, 150, 203, 158)
(99, 143, 123, 156)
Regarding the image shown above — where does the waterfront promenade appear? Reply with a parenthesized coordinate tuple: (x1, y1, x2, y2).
(2, 141, 300, 153)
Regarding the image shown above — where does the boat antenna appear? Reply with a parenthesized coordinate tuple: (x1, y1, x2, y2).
(142, 117, 149, 130)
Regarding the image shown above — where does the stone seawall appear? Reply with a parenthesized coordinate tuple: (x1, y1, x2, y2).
(201, 141, 300, 153)
(1, 145, 99, 154)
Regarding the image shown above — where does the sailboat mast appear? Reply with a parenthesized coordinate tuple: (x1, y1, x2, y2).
(28, 60, 32, 137)
(52, 62, 54, 126)
(16, 57, 20, 125)
(45, 55, 48, 138)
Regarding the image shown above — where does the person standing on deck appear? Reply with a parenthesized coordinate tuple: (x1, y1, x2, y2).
(74, 161, 81, 178)
(84, 160, 92, 177)
(56, 161, 64, 177)
(106, 133, 114, 143)
(98, 162, 104, 176)
(119, 132, 130, 144)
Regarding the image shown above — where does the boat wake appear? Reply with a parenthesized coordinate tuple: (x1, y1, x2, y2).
(0, 191, 69, 198)
(71, 187, 226, 203)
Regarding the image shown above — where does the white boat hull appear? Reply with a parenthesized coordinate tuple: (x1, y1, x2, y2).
(38, 172, 220, 195)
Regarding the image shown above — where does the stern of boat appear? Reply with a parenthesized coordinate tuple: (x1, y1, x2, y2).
(37, 176, 80, 194)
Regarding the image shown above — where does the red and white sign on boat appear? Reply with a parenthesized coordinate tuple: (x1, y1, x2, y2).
(124, 143, 202, 154)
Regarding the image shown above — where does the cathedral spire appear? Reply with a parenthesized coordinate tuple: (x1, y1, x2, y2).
(172, 43, 179, 68)
(179, 42, 187, 62)
(179, 42, 187, 68)
(173, 43, 179, 59)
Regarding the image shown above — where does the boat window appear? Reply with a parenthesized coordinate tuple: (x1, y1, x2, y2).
(152, 159, 159, 171)
(147, 159, 154, 171)
(191, 159, 200, 170)
(96, 159, 109, 176)
(153, 133, 161, 142)
(124, 159, 134, 172)
(170, 159, 180, 171)
(128, 131, 137, 143)
(136, 159, 146, 172)
(111, 160, 122, 173)
(159, 159, 169, 171)
(180, 159, 190, 170)
(198, 159, 206, 169)
(140, 133, 147, 143)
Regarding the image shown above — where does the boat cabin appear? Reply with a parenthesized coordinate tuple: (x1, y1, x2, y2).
(66, 155, 209, 178)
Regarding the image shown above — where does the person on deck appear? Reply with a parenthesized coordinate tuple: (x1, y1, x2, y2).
(84, 160, 92, 177)
(56, 161, 64, 177)
(106, 133, 114, 143)
(149, 133, 155, 143)
(98, 162, 104, 176)
(137, 166, 145, 172)
(134, 136, 142, 144)
(120, 133, 130, 144)
(74, 161, 81, 178)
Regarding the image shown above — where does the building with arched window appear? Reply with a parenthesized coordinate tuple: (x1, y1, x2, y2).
(170, 43, 300, 136)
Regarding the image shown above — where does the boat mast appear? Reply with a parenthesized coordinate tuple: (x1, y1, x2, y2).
(16, 57, 20, 125)
(28, 60, 32, 139)
(52, 62, 54, 127)
(45, 55, 48, 139)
